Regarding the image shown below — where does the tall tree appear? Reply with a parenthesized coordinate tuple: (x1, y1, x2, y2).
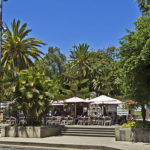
(92, 47, 120, 96)
(2, 19, 45, 71)
(61, 63, 90, 99)
(119, 16, 150, 122)
(135, 0, 150, 15)
(69, 43, 95, 78)
(60, 43, 95, 98)
(35, 46, 66, 79)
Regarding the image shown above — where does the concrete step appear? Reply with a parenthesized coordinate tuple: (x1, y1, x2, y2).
(61, 126, 115, 137)
(61, 133, 115, 137)
(63, 129, 115, 132)
(61, 131, 115, 135)
(65, 127, 115, 130)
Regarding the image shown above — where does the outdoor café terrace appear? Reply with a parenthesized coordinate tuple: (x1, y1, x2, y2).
(2, 95, 129, 126)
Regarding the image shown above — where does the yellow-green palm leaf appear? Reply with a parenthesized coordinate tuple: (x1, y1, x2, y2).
(2, 19, 45, 71)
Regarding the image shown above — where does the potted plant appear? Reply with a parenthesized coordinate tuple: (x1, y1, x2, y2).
(115, 120, 150, 143)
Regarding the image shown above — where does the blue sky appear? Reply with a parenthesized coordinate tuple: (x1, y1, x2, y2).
(3, 0, 141, 56)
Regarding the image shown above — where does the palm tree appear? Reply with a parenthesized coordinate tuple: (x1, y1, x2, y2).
(69, 43, 95, 78)
(2, 19, 45, 71)
(63, 78, 90, 99)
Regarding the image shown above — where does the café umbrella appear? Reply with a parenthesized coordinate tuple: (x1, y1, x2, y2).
(90, 99, 123, 105)
(50, 100, 64, 106)
(64, 97, 86, 117)
(89, 95, 122, 115)
(89, 95, 122, 104)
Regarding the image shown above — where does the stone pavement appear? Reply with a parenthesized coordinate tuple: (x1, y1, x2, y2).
(0, 135, 149, 150)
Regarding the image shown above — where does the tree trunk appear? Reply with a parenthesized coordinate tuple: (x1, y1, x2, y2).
(43, 113, 47, 125)
(141, 105, 146, 123)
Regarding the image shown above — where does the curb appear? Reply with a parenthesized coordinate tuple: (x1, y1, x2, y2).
(0, 141, 121, 150)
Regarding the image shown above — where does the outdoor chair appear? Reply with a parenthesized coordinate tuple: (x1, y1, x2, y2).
(97, 117, 104, 125)
(77, 117, 84, 125)
(66, 117, 74, 125)
(104, 117, 112, 126)
(10, 116, 16, 124)
(5, 117, 10, 124)
(61, 117, 68, 125)
(19, 117, 26, 125)
(54, 116, 61, 125)
(83, 117, 91, 125)
(46, 117, 53, 125)
(92, 117, 98, 125)
(50, 117, 58, 125)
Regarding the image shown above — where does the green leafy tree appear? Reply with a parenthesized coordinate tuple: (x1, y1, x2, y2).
(92, 47, 120, 97)
(10, 68, 59, 125)
(135, 0, 150, 15)
(119, 16, 150, 122)
(2, 19, 45, 71)
(35, 46, 66, 79)
(62, 65, 90, 99)
(46, 46, 66, 74)
(0, 65, 20, 104)
(59, 43, 95, 99)
(63, 79, 90, 99)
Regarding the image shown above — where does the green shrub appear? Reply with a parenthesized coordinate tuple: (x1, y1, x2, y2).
(11, 68, 59, 126)
(121, 121, 136, 128)
(121, 121, 150, 128)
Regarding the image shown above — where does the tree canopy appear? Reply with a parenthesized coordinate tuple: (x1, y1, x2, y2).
(136, 0, 150, 15)
(119, 16, 150, 121)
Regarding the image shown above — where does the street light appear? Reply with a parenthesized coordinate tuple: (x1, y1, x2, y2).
(0, 0, 8, 76)
(0, 0, 7, 121)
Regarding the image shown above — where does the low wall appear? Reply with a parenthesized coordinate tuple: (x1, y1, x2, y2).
(1, 125, 63, 138)
(115, 127, 150, 143)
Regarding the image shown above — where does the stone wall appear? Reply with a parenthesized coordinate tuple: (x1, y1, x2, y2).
(1, 125, 63, 138)
(115, 127, 150, 143)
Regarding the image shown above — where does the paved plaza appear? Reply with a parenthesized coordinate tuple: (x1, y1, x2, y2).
(0, 125, 149, 150)
(0, 144, 83, 150)
(0, 135, 149, 150)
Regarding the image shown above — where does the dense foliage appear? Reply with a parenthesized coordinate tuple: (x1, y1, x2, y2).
(122, 120, 150, 128)
(11, 68, 59, 125)
(119, 16, 150, 122)
(136, 0, 150, 15)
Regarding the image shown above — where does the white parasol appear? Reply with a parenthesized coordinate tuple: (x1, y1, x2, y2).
(65, 97, 86, 116)
(50, 100, 64, 106)
(89, 95, 122, 105)
(65, 97, 85, 103)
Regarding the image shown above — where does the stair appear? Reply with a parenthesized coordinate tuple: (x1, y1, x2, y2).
(61, 126, 115, 137)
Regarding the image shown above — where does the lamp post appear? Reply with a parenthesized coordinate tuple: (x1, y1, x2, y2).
(0, 0, 7, 76)
(0, 0, 7, 121)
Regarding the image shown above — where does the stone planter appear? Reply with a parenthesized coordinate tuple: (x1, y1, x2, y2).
(1, 125, 63, 138)
(115, 127, 150, 143)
